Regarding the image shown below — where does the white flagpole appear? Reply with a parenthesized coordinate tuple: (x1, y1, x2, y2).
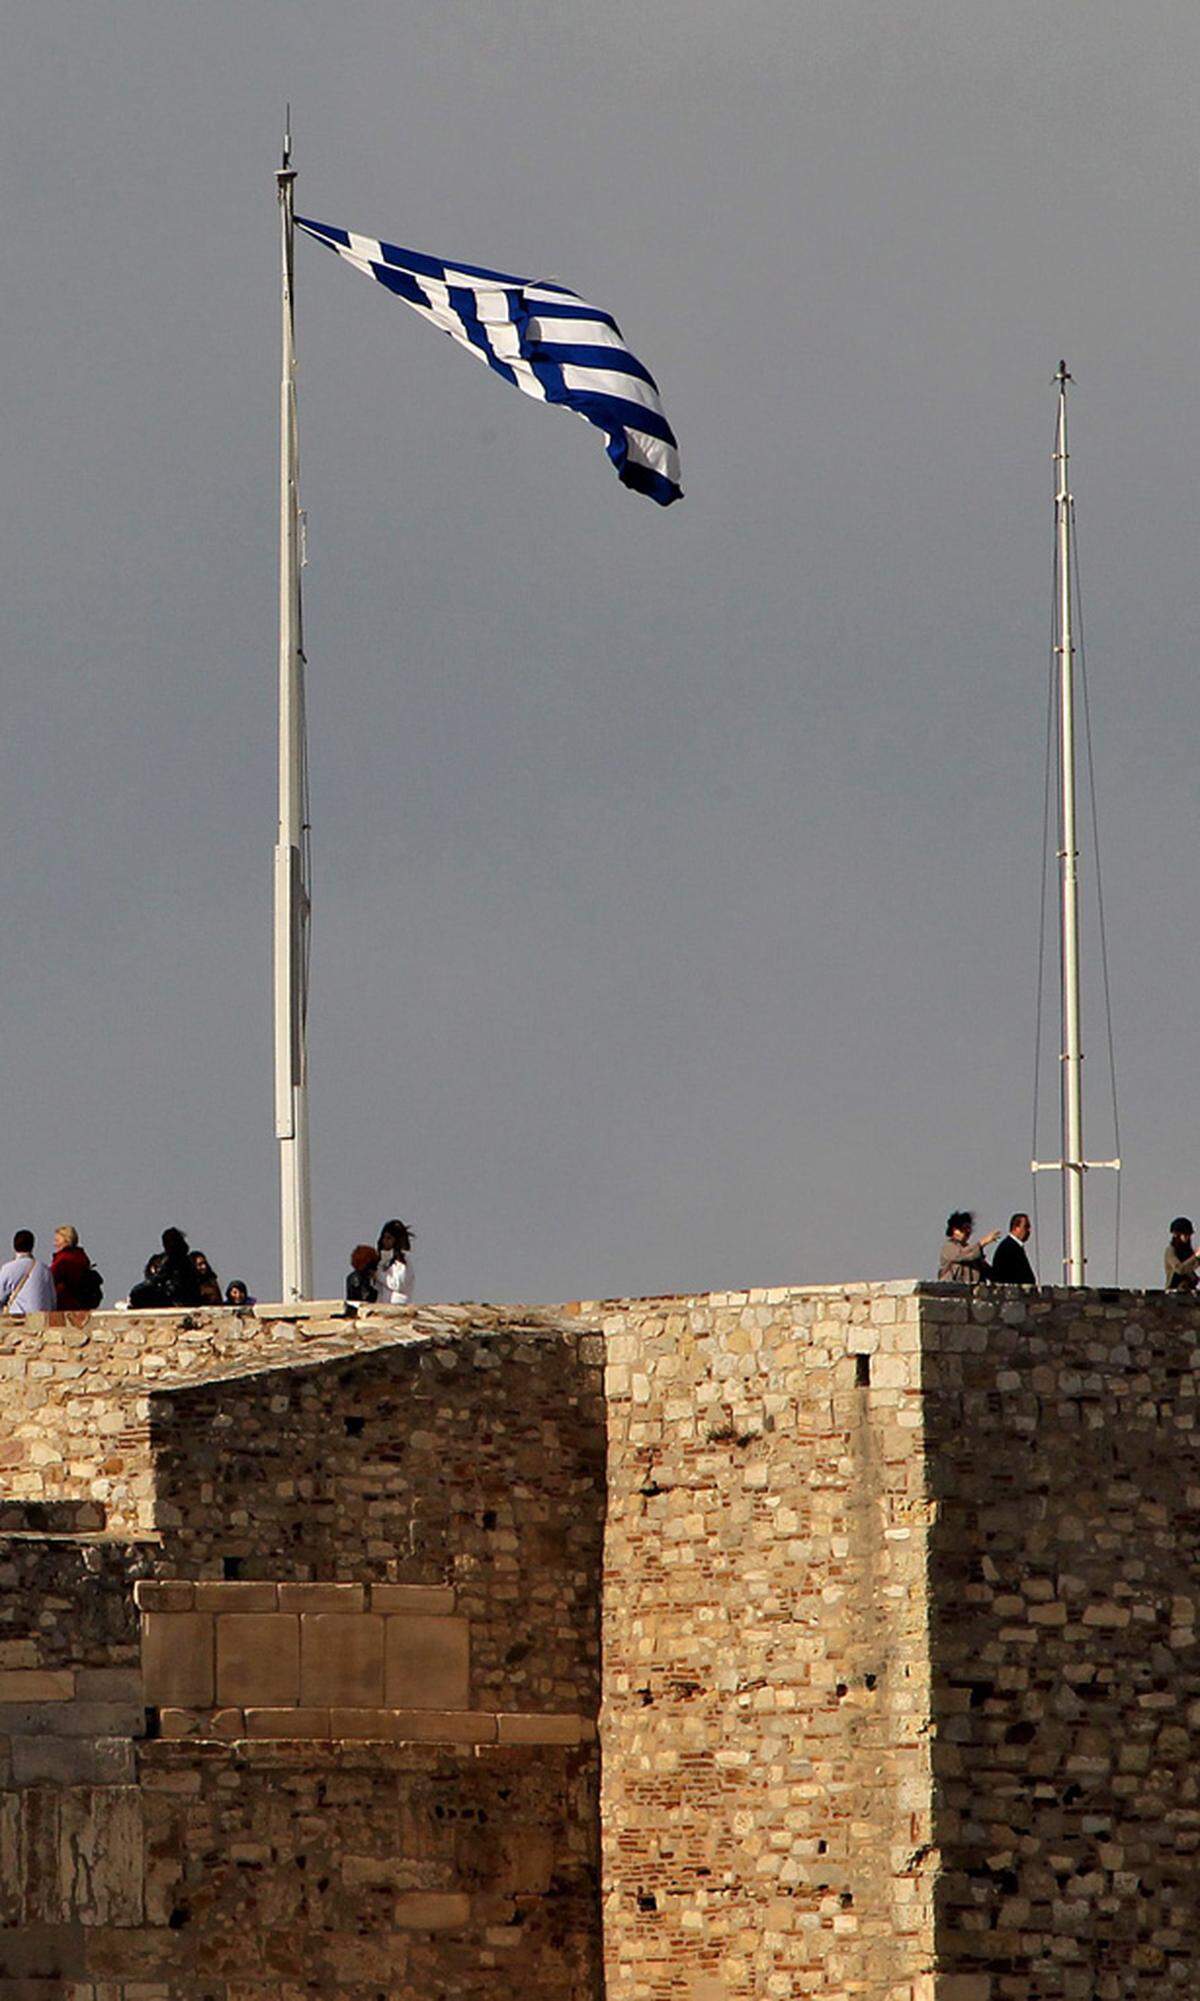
(274, 116, 314, 1301)
(1031, 365, 1120, 1265)
(1054, 362, 1085, 1283)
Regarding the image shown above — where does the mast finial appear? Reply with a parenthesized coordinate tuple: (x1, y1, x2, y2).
(282, 104, 292, 172)
(1056, 358, 1072, 386)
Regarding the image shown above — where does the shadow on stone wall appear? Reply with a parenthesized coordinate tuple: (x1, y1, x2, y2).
(923, 1286, 1200, 1998)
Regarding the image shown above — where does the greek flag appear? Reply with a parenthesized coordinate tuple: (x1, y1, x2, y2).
(296, 217, 682, 507)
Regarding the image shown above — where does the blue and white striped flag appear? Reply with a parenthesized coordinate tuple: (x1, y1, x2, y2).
(296, 217, 682, 507)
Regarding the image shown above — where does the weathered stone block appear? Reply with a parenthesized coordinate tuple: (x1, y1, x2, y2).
(369, 1583, 455, 1615)
(244, 1706, 331, 1738)
(0, 1698, 143, 1739)
(0, 1669, 74, 1702)
(10, 1736, 135, 1786)
(277, 1582, 365, 1611)
(384, 1615, 469, 1710)
(394, 1891, 471, 1930)
(299, 1612, 384, 1706)
(58, 1785, 144, 1924)
(328, 1705, 397, 1739)
(155, 1704, 242, 1742)
(193, 1580, 278, 1612)
(158, 1707, 205, 1739)
(495, 1828, 555, 1894)
(73, 1669, 143, 1703)
(496, 1712, 584, 1745)
(132, 1581, 194, 1611)
(215, 1614, 299, 1706)
(141, 1612, 213, 1707)
(381, 1708, 498, 1743)
(0, 1920, 89, 1979)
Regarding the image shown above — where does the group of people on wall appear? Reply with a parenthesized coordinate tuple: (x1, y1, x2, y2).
(0, 1214, 418, 1318)
(938, 1212, 1037, 1286)
(125, 1227, 250, 1310)
(939, 1210, 1200, 1292)
(121, 1217, 419, 1309)
(0, 1227, 102, 1315)
(12, 1205, 1200, 1310)
(0, 1223, 252, 1317)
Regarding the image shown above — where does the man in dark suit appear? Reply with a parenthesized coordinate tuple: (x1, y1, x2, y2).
(992, 1213, 1037, 1285)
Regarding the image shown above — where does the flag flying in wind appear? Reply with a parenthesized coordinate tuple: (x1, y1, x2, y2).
(295, 217, 682, 507)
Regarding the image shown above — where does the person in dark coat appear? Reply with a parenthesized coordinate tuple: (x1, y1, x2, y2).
(991, 1213, 1038, 1286)
(128, 1253, 167, 1306)
(128, 1229, 202, 1309)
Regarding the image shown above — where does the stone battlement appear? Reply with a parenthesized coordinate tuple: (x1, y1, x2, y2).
(2, 1281, 1199, 1998)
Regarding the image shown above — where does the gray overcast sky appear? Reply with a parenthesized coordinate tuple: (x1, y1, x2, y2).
(1, 1, 1196, 1301)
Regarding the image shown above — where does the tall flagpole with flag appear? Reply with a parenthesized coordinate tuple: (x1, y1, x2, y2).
(275, 183, 681, 1298)
(274, 117, 314, 1301)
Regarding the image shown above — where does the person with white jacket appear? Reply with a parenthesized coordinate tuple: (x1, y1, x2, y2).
(376, 1219, 414, 1304)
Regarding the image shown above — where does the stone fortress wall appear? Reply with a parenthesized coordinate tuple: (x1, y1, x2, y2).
(594, 1283, 935, 2000)
(921, 1283, 1200, 1999)
(2, 1282, 1200, 1998)
(0, 1305, 605, 2000)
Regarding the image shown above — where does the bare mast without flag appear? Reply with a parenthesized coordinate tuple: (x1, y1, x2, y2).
(1032, 363, 1119, 1280)
(274, 112, 314, 1301)
(1055, 361, 1086, 1279)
